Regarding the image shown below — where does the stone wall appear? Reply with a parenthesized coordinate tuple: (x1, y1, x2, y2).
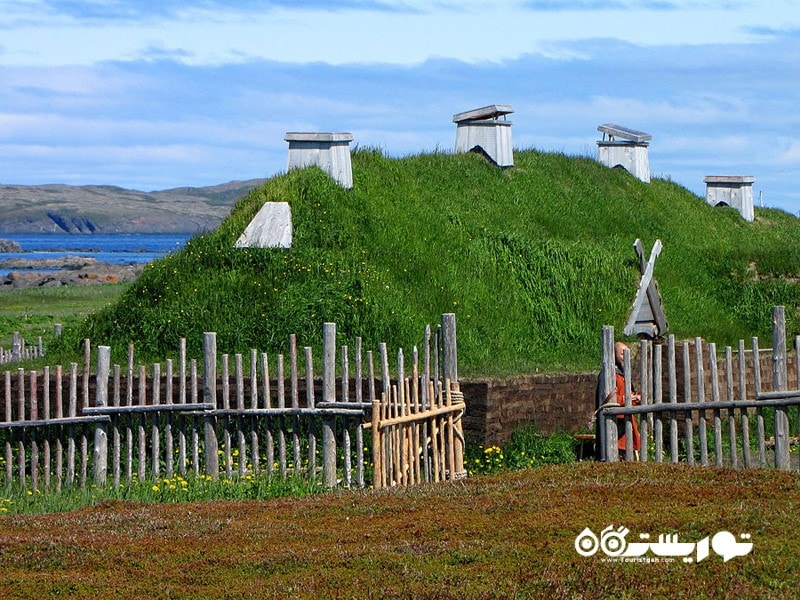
(460, 373, 598, 447)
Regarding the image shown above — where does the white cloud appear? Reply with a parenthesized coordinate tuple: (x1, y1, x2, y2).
(1, 1, 798, 67)
(775, 140, 800, 166)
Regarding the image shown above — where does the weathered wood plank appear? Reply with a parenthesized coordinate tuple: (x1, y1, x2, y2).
(695, 338, 708, 467)
(709, 343, 723, 468)
(305, 346, 316, 480)
(137, 365, 146, 482)
(603, 396, 800, 415)
(682, 340, 694, 466)
(772, 307, 791, 470)
(165, 359, 174, 480)
(725, 347, 738, 469)
(30, 371, 39, 490)
(4, 370, 11, 485)
(43, 366, 51, 489)
(341, 344, 352, 488)
(94, 346, 110, 486)
(67, 363, 77, 488)
(261, 351, 272, 477)
(290, 334, 301, 478)
(639, 340, 650, 463)
(753, 337, 766, 467)
(739, 339, 751, 468)
(249, 348, 259, 476)
(598, 326, 616, 462)
(322, 323, 337, 488)
(55, 365, 64, 491)
(203, 333, 219, 479)
(112, 363, 121, 488)
(178, 338, 187, 477)
(126, 345, 134, 483)
(277, 353, 287, 480)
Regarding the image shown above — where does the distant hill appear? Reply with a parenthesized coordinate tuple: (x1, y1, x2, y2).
(0, 179, 266, 233)
(54, 148, 800, 376)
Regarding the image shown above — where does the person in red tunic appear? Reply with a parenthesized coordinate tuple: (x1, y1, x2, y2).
(614, 342, 641, 456)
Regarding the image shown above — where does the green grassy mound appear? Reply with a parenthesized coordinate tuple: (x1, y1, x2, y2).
(53, 148, 800, 376)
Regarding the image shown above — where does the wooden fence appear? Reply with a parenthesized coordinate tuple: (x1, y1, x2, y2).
(1, 314, 465, 492)
(599, 305, 800, 469)
(0, 332, 45, 365)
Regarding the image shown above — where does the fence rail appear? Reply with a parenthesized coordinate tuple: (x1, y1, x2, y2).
(600, 305, 800, 470)
(1, 315, 463, 493)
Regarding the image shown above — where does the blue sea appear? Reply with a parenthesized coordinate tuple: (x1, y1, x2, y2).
(0, 233, 192, 277)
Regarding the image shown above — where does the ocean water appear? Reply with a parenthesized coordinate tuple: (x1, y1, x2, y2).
(0, 233, 192, 277)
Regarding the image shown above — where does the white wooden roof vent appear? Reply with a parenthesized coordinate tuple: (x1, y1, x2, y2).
(453, 105, 514, 167)
(704, 176, 755, 222)
(596, 123, 652, 183)
(284, 132, 354, 189)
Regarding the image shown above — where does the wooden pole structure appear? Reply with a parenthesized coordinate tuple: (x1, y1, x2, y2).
(752, 337, 765, 466)
(623, 347, 633, 461)
(667, 336, 679, 463)
(11, 332, 22, 363)
(203, 332, 219, 479)
(772, 306, 791, 470)
(93, 345, 110, 486)
(600, 325, 617, 462)
(441, 313, 457, 387)
(695, 338, 708, 467)
(322, 323, 337, 488)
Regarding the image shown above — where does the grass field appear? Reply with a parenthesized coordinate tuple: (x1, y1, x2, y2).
(1, 462, 797, 598)
(0, 284, 129, 350)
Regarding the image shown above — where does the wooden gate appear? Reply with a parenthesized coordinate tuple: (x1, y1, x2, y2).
(371, 378, 466, 488)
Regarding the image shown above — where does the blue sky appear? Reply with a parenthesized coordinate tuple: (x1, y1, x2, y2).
(1, 0, 799, 213)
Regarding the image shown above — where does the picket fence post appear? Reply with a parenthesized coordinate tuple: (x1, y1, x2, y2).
(203, 332, 219, 479)
(322, 322, 337, 488)
(442, 313, 457, 386)
(600, 325, 617, 462)
(94, 345, 110, 486)
(772, 306, 791, 470)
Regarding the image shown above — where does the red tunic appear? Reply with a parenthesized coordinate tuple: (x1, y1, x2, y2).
(615, 372, 641, 452)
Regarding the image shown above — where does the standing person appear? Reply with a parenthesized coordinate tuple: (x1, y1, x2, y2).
(595, 342, 641, 460)
(612, 342, 641, 458)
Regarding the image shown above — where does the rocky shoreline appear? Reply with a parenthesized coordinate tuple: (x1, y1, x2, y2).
(0, 239, 22, 252)
(1, 256, 145, 289)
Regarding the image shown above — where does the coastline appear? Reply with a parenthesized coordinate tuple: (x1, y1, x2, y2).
(1, 256, 145, 289)
(0, 233, 186, 289)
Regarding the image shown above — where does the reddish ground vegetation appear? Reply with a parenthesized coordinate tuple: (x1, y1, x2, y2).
(1, 462, 798, 598)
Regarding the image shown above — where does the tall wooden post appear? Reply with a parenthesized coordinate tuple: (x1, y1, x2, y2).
(94, 345, 111, 486)
(441, 314, 457, 387)
(203, 332, 219, 479)
(11, 332, 22, 363)
(322, 323, 337, 488)
(772, 306, 791, 470)
(600, 326, 618, 462)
